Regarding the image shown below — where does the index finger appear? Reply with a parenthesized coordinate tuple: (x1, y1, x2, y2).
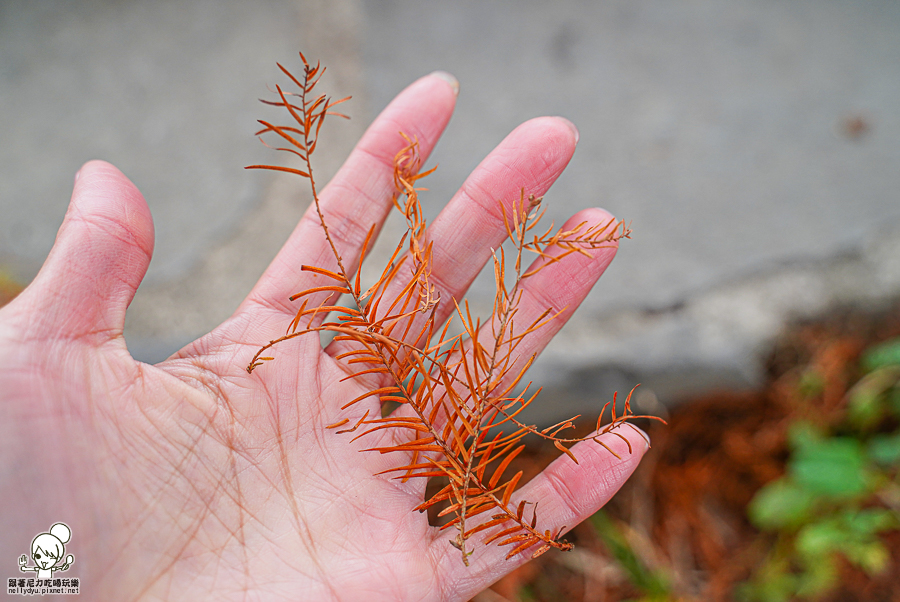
(242, 70, 459, 325)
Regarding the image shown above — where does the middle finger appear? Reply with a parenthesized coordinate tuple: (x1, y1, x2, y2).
(325, 116, 580, 364)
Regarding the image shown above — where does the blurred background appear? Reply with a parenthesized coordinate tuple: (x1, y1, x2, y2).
(2, 1, 899, 599)
(0, 0, 900, 419)
(2, 0, 898, 417)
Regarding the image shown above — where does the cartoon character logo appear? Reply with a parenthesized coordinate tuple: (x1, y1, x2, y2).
(18, 523, 74, 579)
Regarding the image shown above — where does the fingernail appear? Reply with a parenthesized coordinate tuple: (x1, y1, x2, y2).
(74, 169, 81, 184)
(628, 423, 652, 451)
(430, 70, 459, 96)
(556, 116, 579, 144)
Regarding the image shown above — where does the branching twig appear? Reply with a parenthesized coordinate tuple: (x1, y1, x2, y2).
(244, 54, 662, 566)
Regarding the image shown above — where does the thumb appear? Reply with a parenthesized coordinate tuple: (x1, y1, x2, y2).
(12, 160, 154, 344)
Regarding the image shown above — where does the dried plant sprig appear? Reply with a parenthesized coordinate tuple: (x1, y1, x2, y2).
(245, 54, 663, 565)
(246, 51, 350, 277)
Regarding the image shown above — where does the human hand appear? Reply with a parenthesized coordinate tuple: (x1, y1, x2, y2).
(0, 71, 647, 601)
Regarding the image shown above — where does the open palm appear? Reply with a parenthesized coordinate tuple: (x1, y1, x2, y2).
(0, 71, 647, 601)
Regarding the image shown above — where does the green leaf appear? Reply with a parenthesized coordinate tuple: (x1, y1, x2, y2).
(847, 366, 900, 430)
(796, 521, 845, 557)
(847, 388, 886, 430)
(861, 337, 900, 371)
(795, 551, 838, 598)
(787, 421, 824, 451)
(796, 510, 896, 577)
(735, 574, 796, 602)
(845, 541, 890, 575)
(840, 507, 897, 536)
(589, 511, 670, 596)
(789, 437, 869, 497)
(748, 479, 815, 530)
(735, 556, 796, 602)
(867, 433, 900, 465)
(797, 369, 825, 399)
(889, 387, 900, 419)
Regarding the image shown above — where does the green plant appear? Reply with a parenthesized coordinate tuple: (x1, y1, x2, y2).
(589, 510, 672, 601)
(738, 337, 900, 601)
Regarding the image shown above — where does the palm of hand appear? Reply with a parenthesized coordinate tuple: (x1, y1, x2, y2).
(0, 72, 646, 601)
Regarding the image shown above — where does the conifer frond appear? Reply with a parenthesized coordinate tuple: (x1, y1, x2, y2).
(245, 54, 662, 566)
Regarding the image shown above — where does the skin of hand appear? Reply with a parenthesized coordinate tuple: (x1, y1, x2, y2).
(0, 71, 647, 601)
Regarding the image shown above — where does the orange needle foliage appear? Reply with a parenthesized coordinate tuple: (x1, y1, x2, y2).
(246, 53, 657, 565)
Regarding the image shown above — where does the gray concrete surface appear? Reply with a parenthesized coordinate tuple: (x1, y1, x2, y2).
(2, 0, 899, 422)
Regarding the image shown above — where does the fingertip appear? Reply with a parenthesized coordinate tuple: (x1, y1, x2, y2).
(546, 423, 650, 514)
(20, 160, 154, 342)
(499, 117, 579, 188)
(395, 71, 459, 141)
(347, 68, 459, 168)
(589, 422, 651, 471)
(73, 160, 155, 258)
(577, 206, 624, 252)
(625, 422, 652, 452)
(552, 116, 579, 145)
(245, 67, 460, 319)
(428, 70, 459, 96)
(617, 424, 652, 469)
(517, 116, 579, 149)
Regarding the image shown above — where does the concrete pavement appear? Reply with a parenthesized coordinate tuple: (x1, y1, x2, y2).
(2, 0, 898, 422)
